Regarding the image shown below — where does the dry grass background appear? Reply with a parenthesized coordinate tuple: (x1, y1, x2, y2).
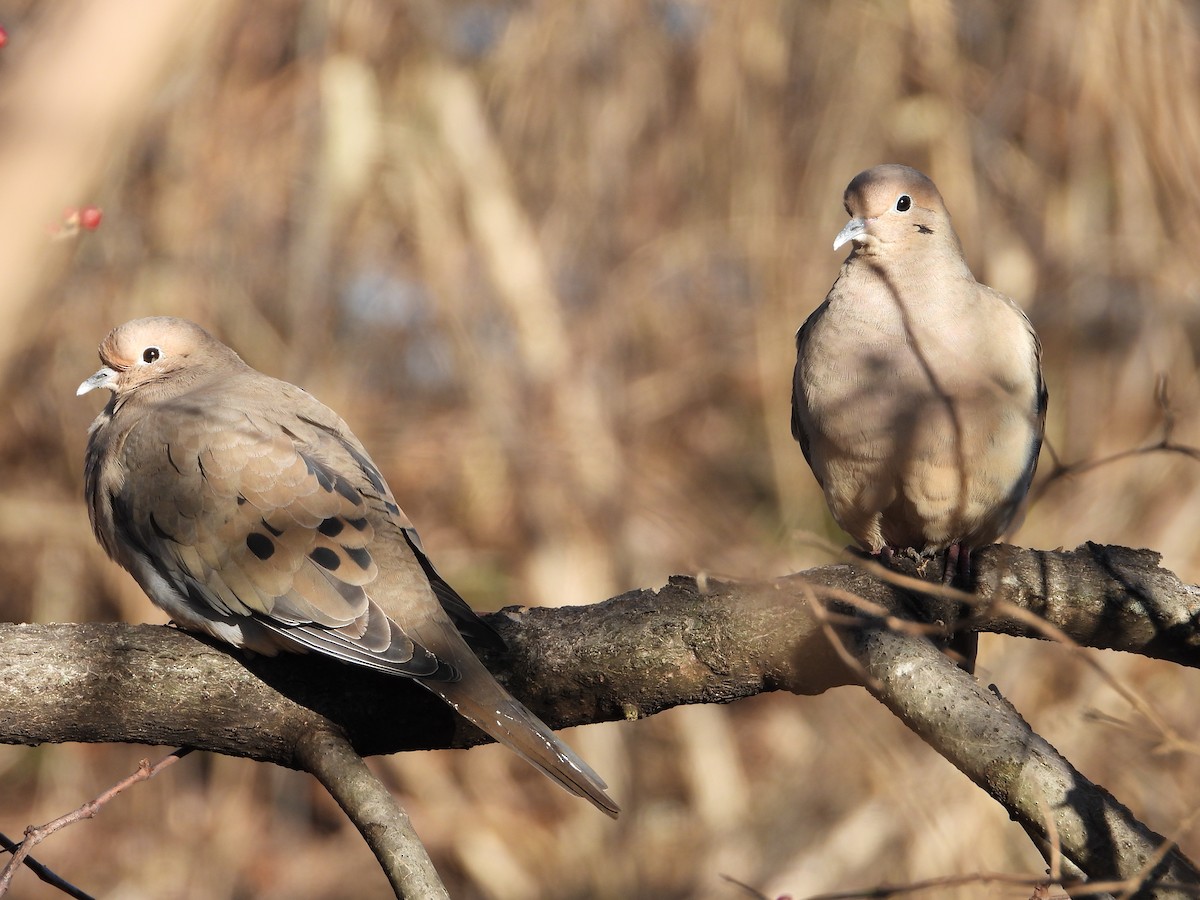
(2, 0, 1200, 897)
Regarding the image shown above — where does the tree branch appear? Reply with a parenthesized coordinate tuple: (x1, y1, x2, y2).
(4, 542, 1200, 893)
(855, 625, 1199, 895)
(295, 729, 449, 900)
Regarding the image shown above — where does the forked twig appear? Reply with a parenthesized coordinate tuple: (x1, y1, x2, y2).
(0, 748, 193, 897)
(1031, 375, 1200, 505)
(0, 832, 93, 900)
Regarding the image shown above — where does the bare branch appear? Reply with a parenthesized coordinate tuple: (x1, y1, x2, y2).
(1032, 379, 1200, 507)
(0, 832, 94, 900)
(3, 542, 1200, 892)
(0, 749, 189, 897)
(295, 729, 449, 900)
(852, 626, 1199, 894)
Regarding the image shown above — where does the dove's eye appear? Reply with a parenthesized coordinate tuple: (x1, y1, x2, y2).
(895, 195, 912, 212)
(141, 347, 162, 364)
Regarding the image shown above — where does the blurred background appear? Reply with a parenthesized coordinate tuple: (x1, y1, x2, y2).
(3, 0, 1200, 897)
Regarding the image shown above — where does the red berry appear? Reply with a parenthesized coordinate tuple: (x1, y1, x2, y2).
(0, 26, 9, 49)
(79, 206, 103, 230)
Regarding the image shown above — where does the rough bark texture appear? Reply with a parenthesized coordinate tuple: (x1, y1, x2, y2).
(0, 571, 852, 762)
(856, 626, 1199, 895)
(4, 541, 1200, 893)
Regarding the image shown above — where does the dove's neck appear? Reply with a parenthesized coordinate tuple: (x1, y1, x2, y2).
(836, 245, 976, 330)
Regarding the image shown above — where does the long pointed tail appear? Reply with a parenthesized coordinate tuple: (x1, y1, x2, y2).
(423, 656, 619, 818)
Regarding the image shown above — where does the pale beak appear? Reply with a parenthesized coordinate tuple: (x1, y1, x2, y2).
(833, 217, 867, 252)
(77, 366, 118, 396)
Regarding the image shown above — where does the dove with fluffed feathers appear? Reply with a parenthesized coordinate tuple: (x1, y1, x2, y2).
(79, 316, 618, 817)
(792, 164, 1046, 584)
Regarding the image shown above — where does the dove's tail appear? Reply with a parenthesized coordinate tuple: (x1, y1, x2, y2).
(422, 655, 619, 818)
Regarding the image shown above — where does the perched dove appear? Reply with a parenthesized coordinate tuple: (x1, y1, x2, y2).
(792, 164, 1046, 588)
(79, 317, 618, 817)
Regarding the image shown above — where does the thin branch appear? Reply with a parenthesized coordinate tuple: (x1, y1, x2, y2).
(801, 579, 882, 692)
(800, 872, 1200, 899)
(1031, 375, 1200, 506)
(0, 749, 191, 897)
(0, 832, 93, 900)
(801, 871, 1062, 899)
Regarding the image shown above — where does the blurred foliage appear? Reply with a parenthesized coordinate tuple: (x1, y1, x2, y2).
(3, 0, 1200, 897)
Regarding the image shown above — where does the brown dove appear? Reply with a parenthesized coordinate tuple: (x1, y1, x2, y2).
(792, 164, 1046, 592)
(79, 316, 618, 817)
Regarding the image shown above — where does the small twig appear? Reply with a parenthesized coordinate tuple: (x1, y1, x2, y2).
(848, 553, 972, 604)
(719, 872, 775, 898)
(1035, 441, 1200, 502)
(1083, 708, 1200, 759)
(801, 871, 1200, 899)
(0, 832, 93, 900)
(0, 748, 192, 897)
(845, 529, 1200, 768)
(1031, 376, 1200, 506)
(985, 591, 1192, 757)
(801, 580, 883, 692)
(800, 870, 1056, 899)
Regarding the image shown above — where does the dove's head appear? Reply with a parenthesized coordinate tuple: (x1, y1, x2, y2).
(832, 164, 961, 257)
(78, 317, 244, 400)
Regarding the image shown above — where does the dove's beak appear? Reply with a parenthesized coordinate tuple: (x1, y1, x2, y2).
(833, 217, 867, 252)
(77, 367, 118, 396)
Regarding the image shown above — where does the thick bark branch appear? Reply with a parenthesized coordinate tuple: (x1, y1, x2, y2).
(3, 542, 1200, 892)
(856, 625, 1199, 895)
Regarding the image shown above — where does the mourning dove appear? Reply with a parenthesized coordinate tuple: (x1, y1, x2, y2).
(79, 317, 618, 817)
(792, 164, 1046, 600)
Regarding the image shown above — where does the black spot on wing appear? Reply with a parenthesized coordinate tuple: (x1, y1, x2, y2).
(318, 517, 344, 537)
(303, 453, 336, 492)
(333, 475, 362, 505)
(261, 518, 284, 537)
(346, 517, 369, 532)
(346, 545, 372, 571)
(344, 443, 389, 497)
(246, 532, 275, 561)
(301, 450, 365, 506)
(310, 546, 341, 571)
(297, 415, 393, 502)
